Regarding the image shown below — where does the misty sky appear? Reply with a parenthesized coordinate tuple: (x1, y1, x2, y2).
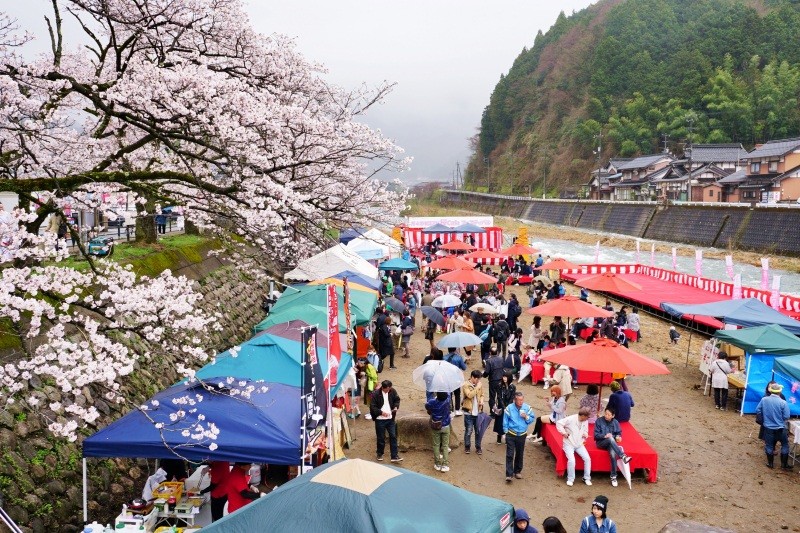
(4, 0, 597, 183)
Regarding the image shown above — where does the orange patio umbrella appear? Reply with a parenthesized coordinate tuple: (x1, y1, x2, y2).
(538, 258, 582, 271)
(501, 243, 539, 256)
(426, 256, 475, 271)
(524, 295, 614, 319)
(539, 337, 670, 408)
(436, 268, 498, 285)
(575, 272, 643, 292)
(462, 249, 508, 262)
(440, 239, 476, 252)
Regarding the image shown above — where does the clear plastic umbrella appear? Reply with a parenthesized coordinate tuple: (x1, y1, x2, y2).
(412, 361, 465, 393)
(469, 303, 499, 314)
(436, 332, 483, 349)
(432, 294, 462, 308)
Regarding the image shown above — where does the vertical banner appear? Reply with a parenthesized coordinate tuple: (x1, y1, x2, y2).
(761, 258, 769, 290)
(725, 255, 735, 279)
(695, 249, 703, 277)
(300, 326, 327, 470)
(391, 226, 403, 244)
(326, 284, 341, 394)
(650, 243, 655, 267)
(594, 241, 600, 263)
(771, 275, 782, 310)
(732, 274, 742, 300)
(635, 239, 641, 264)
(671, 247, 677, 271)
(343, 278, 354, 355)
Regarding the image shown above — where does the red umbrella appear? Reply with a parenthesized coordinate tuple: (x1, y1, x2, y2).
(436, 268, 497, 285)
(538, 258, 582, 271)
(539, 337, 670, 409)
(426, 256, 475, 270)
(524, 295, 614, 319)
(440, 239, 476, 251)
(462, 249, 508, 261)
(575, 272, 643, 292)
(501, 243, 539, 256)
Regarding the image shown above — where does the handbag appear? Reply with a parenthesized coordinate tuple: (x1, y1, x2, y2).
(755, 411, 763, 425)
(429, 417, 443, 430)
(402, 325, 414, 336)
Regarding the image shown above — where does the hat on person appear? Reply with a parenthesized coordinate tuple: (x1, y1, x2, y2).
(514, 509, 531, 523)
(769, 383, 783, 394)
(670, 326, 676, 330)
(592, 495, 609, 517)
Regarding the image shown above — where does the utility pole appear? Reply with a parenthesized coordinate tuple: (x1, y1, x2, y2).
(594, 133, 602, 199)
(686, 117, 694, 202)
(662, 133, 670, 154)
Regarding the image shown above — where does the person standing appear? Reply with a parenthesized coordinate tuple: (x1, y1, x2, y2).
(378, 316, 396, 370)
(361, 358, 378, 418)
(556, 407, 592, 487)
(370, 380, 403, 463)
(756, 383, 792, 470)
(460, 312, 475, 361)
(502, 391, 536, 482)
(483, 348, 505, 412)
(445, 347, 467, 415)
(528, 316, 544, 352)
(155, 211, 167, 235)
(399, 310, 414, 359)
(606, 381, 634, 422)
(593, 407, 631, 487)
(578, 496, 617, 533)
(507, 294, 522, 332)
(542, 516, 567, 533)
(425, 391, 452, 472)
(225, 462, 261, 514)
(709, 351, 732, 410)
(492, 373, 516, 444)
(200, 461, 230, 522)
(461, 369, 485, 455)
(626, 308, 641, 341)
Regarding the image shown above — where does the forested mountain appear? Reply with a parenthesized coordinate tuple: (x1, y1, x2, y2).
(465, 0, 800, 195)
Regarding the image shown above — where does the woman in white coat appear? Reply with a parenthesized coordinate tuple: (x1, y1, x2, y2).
(709, 351, 733, 410)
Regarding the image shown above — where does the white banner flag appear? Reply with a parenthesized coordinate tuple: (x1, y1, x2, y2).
(672, 247, 677, 271)
(732, 274, 742, 300)
(595, 241, 600, 263)
(761, 258, 769, 290)
(635, 239, 641, 264)
(695, 249, 703, 277)
(650, 243, 655, 267)
(771, 275, 781, 310)
(725, 255, 734, 279)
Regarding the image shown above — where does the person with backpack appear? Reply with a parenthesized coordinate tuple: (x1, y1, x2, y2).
(445, 347, 467, 415)
(494, 314, 510, 357)
(483, 348, 505, 412)
(507, 294, 522, 331)
(477, 317, 493, 365)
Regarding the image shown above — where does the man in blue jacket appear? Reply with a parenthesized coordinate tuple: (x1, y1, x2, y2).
(593, 407, 631, 487)
(756, 382, 792, 470)
(503, 391, 536, 482)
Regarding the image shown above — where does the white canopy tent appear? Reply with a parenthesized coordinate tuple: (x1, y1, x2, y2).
(346, 229, 402, 261)
(284, 244, 380, 281)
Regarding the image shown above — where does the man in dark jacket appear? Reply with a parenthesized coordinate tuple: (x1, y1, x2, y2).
(377, 316, 396, 369)
(369, 380, 403, 462)
(549, 316, 566, 344)
(483, 348, 505, 411)
(593, 406, 631, 487)
(494, 314, 510, 357)
(507, 294, 522, 332)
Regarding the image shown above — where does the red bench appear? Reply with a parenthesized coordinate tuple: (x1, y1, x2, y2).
(528, 361, 613, 385)
(541, 421, 658, 483)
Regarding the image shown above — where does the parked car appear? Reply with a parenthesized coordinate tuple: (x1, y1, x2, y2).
(87, 236, 114, 257)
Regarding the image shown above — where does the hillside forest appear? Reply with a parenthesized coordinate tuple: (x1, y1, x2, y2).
(465, 0, 800, 196)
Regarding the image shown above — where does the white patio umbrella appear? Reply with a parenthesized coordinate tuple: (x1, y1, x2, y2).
(432, 294, 462, 308)
(412, 361, 465, 393)
(469, 303, 499, 314)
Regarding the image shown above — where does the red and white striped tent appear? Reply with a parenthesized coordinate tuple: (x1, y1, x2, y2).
(402, 226, 504, 251)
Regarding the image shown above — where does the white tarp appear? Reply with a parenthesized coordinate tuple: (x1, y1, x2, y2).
(346, 229, 402, 259)
(284, 244, 380, 281)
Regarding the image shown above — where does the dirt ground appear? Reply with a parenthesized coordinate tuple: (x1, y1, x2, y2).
(344, 280, 800, 532)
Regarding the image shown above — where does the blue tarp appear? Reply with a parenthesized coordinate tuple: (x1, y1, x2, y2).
(83, 381, 301, 464)
(378, 258, 419, 271)
(452, 222, 486, 233)
(328, 270, 381, 290)
(772, 356, 800, 413)
(660, 298, 800, 335)
(742, 353, 800, 416)
(422, 223, 455, 233)
(193, 333, 351, 399)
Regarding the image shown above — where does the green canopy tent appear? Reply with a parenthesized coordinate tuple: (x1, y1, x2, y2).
(202, 458, 515, 532)
(713, 324, 800, 415)
(253, 284, 377, 334)
(771, 355, 800, 409)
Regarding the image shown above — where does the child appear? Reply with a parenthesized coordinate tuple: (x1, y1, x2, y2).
(669, 326, 681, 344)
(579, 495, 617, 533)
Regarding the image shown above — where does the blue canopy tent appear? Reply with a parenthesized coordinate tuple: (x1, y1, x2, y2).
(452, 222, 486, 233)
(713, 325, 800, 415)
(421, 223, 455, 233)
(660, 298, 800, 335)
(327, 270, 381, 290)
(338, 227, 366, 245)
(82, 380, 302, 522)
(202, 458, 514, 532)
(377, 258, 419, 271)
(194, 332, 351, 399)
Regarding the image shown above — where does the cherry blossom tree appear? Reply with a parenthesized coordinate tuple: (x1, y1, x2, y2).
(0, 0, 408, 441)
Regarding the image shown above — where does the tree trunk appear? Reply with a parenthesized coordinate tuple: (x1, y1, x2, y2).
(184, 220, 200, 235)
(135, 198, 158, 243)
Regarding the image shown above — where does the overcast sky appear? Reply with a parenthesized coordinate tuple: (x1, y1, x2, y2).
(5, 0, 596, 184)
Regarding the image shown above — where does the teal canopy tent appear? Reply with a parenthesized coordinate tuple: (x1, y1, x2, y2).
(202, 459, 514, 532)
(378, 258, 419, 271)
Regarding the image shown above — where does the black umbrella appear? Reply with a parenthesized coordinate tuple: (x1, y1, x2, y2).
(420, 306, 446, 328)
(385, 297, 407, 313)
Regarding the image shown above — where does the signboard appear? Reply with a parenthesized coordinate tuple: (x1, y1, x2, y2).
(699, 339, 719, 377)
(406, 216, 493, 228)
(343, 279, 354, 353)
(300, 326, 327, 466)
(326, 284, 341, 393)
